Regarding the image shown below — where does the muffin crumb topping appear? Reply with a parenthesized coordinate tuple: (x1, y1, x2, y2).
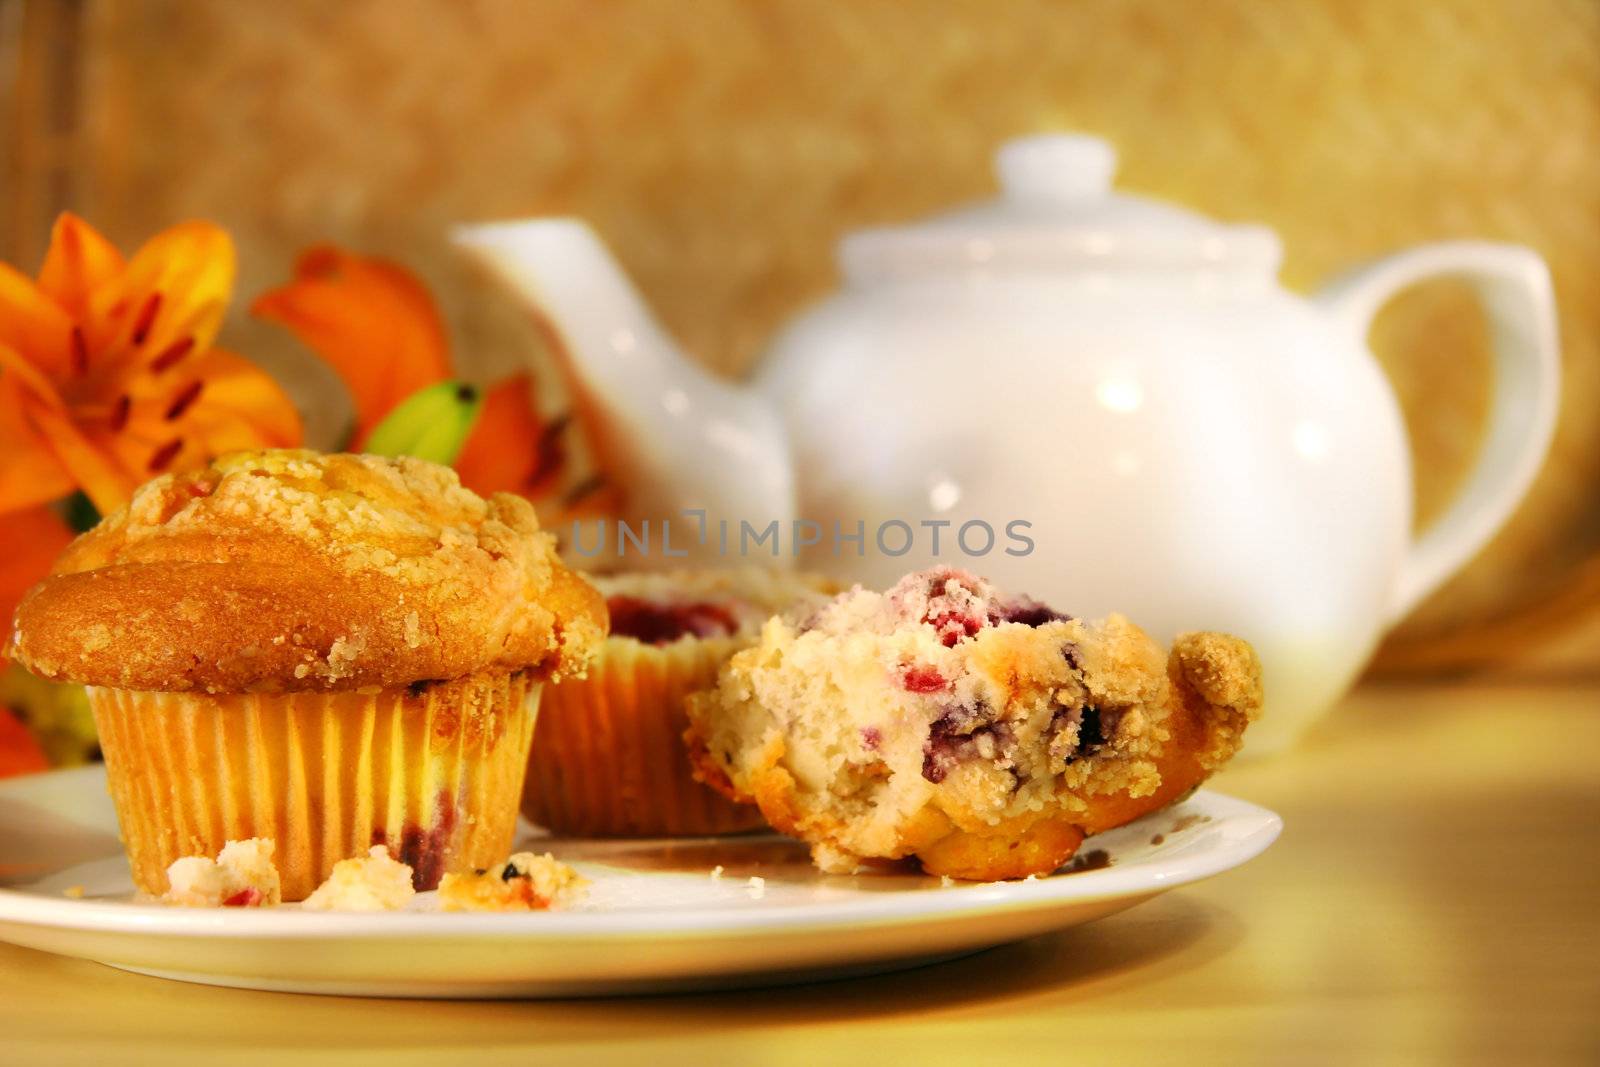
(10, 449, 606, 692)
(161, 838, 282, 908)
(302, 846, 416, 912)
(437, 852, 586, 912)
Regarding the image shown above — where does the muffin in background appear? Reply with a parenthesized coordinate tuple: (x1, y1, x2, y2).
(9, 450, 605, 901)
(523, 568, 832, 837)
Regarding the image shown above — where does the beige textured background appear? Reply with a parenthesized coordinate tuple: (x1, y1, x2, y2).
(5, 0, 1598, 675)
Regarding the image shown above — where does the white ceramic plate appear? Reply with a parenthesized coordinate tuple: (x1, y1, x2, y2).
(0, 765, 1279, 998)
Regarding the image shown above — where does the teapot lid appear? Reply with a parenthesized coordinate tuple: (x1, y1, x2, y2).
(839, 134, 1282, 284)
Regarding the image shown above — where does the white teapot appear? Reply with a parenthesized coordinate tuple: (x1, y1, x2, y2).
(455, 134, 1559, 754)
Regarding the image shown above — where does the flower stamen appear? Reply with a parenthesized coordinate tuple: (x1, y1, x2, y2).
(529, 412, 571, 486)
(131, 293, 163, 347)
(149, 336, 194, 373)
(564, 474, 607, 506)
(147, 438, 183, 472)
(164, 381, 204, 421)
(70, 327, 90, 376)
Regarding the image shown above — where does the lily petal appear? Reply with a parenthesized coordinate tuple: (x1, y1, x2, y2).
(0, 336, 65, 407)
(93, 221, 235, 361)
(0, 505, 74, 656)
(252, 246, 450, 443)
(107, 348, 303, 482)
(23, 394, 139, 515)
(0, 264, 74, 382)
(0, 376, 74, 511)
(176, 347, 304, 452)
(36, 213, 126, 322)
(455, 373, 565, 499)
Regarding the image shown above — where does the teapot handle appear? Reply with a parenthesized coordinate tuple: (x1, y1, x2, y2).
(1315, 242, 1561, 624)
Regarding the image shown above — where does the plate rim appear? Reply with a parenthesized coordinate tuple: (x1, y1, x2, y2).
(0, 767, 1281, 941)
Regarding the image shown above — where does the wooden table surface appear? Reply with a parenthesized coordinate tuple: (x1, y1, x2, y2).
(1, 681, 1596, 1065)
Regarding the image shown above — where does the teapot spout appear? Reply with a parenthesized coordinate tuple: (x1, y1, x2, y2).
(453, 219, 793, 557)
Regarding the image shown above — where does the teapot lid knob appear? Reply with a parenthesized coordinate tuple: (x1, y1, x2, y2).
(837, 132, 1283, 284)
(997, 134, 1116, 202)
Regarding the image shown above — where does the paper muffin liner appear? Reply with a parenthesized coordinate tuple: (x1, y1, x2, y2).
(522, 636, 766, 836)
(89, 671, 540, 901)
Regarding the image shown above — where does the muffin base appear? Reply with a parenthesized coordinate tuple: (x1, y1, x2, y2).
(522, 637, 766, 837)
(90, 671, 540, 901)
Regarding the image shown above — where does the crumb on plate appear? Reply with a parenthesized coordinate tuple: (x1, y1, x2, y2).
(301, 846, 415, 912)
(162, 838, 282, 907)
(437, 852, 586, 912)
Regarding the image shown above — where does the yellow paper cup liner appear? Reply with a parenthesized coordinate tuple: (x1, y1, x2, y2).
(89, 670, 540, 901)
(522, 637, 766, 836)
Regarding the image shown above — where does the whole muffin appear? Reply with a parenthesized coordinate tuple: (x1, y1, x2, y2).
(523, 568, 832, 837)
(686, 567, 1261, 880)
(10, 450, 605, 900)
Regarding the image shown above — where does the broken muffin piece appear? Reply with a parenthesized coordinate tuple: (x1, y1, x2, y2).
(161, 838, 282, 907)
(301, 846, 416, 912)
(436, 852, 587, 912)
(685, 567, 1262, 880)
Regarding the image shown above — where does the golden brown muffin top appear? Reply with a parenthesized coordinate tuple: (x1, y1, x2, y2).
(10, 450, 607, 693)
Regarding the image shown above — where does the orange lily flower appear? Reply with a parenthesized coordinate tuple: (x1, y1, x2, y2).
(0, 214, 303, 516)
(254, 245, 587, 505)
(252, 246, 450, 444)
(0, 506, 73, 656)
